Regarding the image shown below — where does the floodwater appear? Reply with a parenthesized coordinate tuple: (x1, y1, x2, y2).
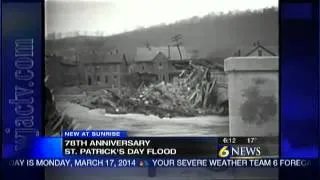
(56, 102, 229, 136)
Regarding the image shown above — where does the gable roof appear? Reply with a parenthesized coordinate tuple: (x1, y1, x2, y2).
(245, 44, 277, 56)
(152, 51, 167, 61)
(234, 44, 278, 57)
(134, 46, 191, 62)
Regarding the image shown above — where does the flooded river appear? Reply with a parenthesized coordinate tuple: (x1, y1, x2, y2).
(57, 102, 229, 136)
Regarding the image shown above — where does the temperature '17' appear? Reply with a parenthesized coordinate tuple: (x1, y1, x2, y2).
(247, 137, 258, 144)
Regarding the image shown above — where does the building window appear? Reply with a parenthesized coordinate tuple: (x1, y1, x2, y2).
(258, 49, 262, 56)
(88, 76, 92, 85)
(105, 76, 108, 83)
(96, 75, 100, 81)
(111, 65, 118, 72)
(113, 75, 118, 79)
(142, 65, 144, 71)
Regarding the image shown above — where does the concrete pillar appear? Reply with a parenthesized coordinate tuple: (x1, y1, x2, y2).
(224, 56, 279, 179)
(224, 56, 279, 136)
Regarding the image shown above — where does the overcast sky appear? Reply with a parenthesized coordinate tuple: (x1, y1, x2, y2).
(45, 0, 278, 36)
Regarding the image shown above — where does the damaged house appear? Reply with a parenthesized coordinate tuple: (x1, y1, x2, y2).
(82, 49, 129, 88)
(130, 45, 192, 83)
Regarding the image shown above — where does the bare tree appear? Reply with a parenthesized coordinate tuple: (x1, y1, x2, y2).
(171, 34, 183, 60)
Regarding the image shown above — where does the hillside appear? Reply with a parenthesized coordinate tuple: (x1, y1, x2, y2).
(45, 7, 278, 63)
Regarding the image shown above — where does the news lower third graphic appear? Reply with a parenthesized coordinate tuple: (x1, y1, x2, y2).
(3, 131, 312, 168)
(62, 136, 218, 157)
(63, 139, 178, 156)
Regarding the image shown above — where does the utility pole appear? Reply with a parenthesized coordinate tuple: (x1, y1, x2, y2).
(171, 34, 183, 60)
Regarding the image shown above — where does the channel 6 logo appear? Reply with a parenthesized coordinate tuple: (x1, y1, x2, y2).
(217, 145, 262, 158)
(217, 145, 231, 158)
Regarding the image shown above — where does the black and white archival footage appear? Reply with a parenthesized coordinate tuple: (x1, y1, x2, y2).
(45, 0, 279, 178)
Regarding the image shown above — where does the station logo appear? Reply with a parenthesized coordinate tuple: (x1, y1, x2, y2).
(217, 145, 262, 158)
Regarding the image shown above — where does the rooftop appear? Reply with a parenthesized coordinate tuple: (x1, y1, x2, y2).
(134, 46, 192, 62)
(80, 51, 125, 65)
(234, 43, 278, 56)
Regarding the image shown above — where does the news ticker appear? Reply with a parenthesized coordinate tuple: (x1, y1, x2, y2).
(63, 137, 278, 158)
(6, 158, 313, 168)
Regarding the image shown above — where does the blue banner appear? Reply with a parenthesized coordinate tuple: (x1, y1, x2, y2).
(2, 2, 44, 180)
(63, 130, 127, 138)
(2, 158, 316, 168)
(280, 1, 320, 180)
(2, 1, 43, 158)
(280, 2, 319, 158)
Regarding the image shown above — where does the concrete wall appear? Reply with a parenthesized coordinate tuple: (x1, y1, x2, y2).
(224, 56, 279, 178)
(224, 56, 279, 137)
